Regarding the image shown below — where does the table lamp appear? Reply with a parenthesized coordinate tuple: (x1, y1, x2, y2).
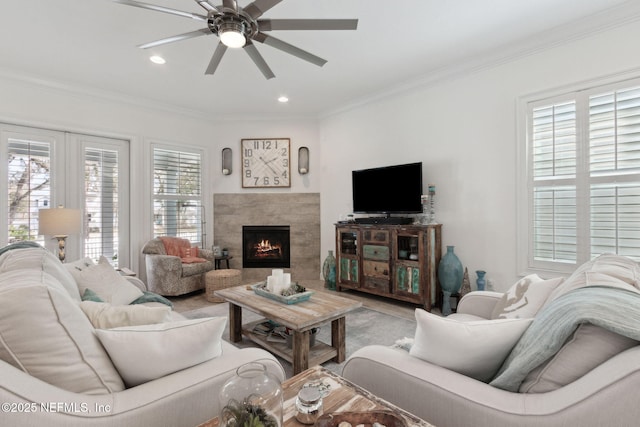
(39, 206, 82, 262)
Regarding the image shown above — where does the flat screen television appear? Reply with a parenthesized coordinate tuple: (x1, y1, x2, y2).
(352, 162, 423, 216)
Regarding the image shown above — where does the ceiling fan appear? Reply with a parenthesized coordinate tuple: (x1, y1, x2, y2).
(113, 0, 358, 79)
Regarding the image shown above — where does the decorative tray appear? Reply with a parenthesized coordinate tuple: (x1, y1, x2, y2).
(314, 411, 407, 427)
(251, 282, 314, 305)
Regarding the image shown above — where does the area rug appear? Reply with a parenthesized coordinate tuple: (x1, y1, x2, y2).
(182, 303, 417, 378)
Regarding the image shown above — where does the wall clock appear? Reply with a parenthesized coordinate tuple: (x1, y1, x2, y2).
(241, 138, 291, 188)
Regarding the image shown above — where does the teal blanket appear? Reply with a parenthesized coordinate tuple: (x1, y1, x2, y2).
(490, 286, 640, 391)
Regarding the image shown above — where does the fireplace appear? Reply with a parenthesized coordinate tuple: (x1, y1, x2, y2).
(242, 225, 291, 268)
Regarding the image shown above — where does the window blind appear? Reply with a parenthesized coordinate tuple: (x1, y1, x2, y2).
(153, 148, 203, 244)
(588, 86, 640, 258)
(528, 80, 640, 269)
(7, 140, 51, 244)
(531, 102, 577, 263)
(85, 147, 119, 265)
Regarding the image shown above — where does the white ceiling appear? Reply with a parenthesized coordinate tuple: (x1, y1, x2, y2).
(1, 0, 639, 119)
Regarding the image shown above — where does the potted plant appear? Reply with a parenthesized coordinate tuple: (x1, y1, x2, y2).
(221, 399, 279, 427)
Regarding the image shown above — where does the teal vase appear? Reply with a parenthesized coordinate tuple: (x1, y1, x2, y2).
(323, 250, 337, 291)
(476, 270, 486, 291)
(437, 246, 463, 316)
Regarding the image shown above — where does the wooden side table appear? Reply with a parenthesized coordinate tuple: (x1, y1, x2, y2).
(214, 255, 232, 269)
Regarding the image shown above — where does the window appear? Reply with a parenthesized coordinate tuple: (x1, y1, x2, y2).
(7, 140, 51, 244)
(85, 147, 118, 262)
(524, 77, 640, 272)
(2, 127, 58, 246)
(152, 147, 203, 244)
(75, 134, 130, 266)
(2, 125, 130, 265)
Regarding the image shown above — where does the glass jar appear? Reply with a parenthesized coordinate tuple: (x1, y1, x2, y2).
(295, 386, 323, 424)
(219, 362, 283, 427)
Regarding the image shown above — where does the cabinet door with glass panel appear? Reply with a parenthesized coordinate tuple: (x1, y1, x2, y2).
(336, 227, 360, 289)
(393, 229, 424, 303)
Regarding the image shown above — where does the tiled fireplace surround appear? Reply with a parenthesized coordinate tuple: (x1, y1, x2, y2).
(213, 193, 321, 282)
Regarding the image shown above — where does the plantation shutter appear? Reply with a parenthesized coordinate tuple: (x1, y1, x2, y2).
(588, 86, 640, 258)
(527, 79, 640, 270)
(7, 140, 51, 244)
(530, 101, 578, 263)
(84, 147, 119, 264)
(152, 147, 203, 244)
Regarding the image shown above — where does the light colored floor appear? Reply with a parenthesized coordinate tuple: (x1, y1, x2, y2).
(168, 279, 432, 321)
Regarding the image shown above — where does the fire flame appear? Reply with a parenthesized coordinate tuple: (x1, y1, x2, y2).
(254, 239, 282, 257)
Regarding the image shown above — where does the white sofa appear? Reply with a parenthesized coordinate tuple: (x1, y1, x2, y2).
(0, 244, 285, 427)
(343, 254, 640, 427)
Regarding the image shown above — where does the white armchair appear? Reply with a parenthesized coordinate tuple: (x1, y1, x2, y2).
(343, 254, 640, 427)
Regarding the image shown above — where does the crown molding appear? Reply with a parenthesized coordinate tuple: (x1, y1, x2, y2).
(0, 67, 317, 124)
(321, 0, 640, 119)
(3, 2, 640, 123)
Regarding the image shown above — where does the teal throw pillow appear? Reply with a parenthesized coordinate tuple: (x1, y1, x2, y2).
(82, 288, 105, 302)
(130, 291, 174, 308)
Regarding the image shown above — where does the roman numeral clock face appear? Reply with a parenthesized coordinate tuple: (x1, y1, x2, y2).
(241, 138, 291, 188)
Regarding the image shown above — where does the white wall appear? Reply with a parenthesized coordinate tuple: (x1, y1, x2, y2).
(0, 78, 320, 274)
(319, 21, 640, 291)
(2, 20, 639, 290)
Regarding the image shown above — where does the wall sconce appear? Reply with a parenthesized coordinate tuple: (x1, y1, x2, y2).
(298, 146, 309, 174)
(38, 206, 82, 262)
(222, 147, 232, 175)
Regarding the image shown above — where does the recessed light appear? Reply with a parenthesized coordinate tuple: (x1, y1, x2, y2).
(278, 96, 289, 103)
(150, 55, 166, 65)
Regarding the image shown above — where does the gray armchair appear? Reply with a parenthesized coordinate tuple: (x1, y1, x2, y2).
(141, 238, 215, 296)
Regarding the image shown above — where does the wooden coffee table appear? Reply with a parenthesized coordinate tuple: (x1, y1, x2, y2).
(214, 284, 362, 375)
(198, 365, 434, 427)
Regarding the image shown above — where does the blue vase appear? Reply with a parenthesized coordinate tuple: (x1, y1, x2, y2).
(438, 246, 463, 316)
(476, 270, 486, 291)
(323, 250, 337, 291)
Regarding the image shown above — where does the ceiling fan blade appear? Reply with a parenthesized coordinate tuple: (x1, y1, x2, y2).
(244, 0, 282, 19)
(253, 33, 327, 67)
(258, 19, 358, 31)
(112, 0, 207, 22)
(244, 42, 275, 79)
(222, 0, 239, 13)
(195, 1, 219, 13)
(205, 42, 228, 75)
(138, 28, 212, 49)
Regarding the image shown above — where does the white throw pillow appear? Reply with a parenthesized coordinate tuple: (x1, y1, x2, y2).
(67, 256, 143, 305)
(0, 275, 124, 394)
(409, 309, 533, 382)
(79, 301, 172, 329)
(65, 256, 95, 272)
(491, 276, 564, 319)
(95, 317, 227, 387)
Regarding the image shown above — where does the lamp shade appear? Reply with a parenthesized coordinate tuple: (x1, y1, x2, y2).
(39, 208, 82, 236)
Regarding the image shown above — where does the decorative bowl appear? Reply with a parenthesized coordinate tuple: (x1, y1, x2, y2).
(251, 282, 314, 305)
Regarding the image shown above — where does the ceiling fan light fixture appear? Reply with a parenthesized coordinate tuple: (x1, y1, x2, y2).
(219, 21, 246, 48)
